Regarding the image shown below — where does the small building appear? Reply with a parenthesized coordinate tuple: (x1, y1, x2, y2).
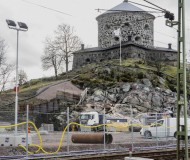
(72, 0, 177, 69)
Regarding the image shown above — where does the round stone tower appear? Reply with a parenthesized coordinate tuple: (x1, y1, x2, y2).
(96, 0, 155, 48)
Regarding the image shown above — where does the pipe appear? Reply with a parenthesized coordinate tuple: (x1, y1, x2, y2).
(71, 133, 113, 144)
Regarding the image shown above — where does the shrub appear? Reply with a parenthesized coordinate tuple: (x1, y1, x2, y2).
(151, 76, 159, 87)
(134, 64, 139, 68)
(30, 79, 40, 85)
(137, 72, 144, 79)
(120, 72, 135, 82)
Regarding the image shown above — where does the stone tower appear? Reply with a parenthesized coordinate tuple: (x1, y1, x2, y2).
(72, 0, 177, 70)
(96, 0, 155, 48)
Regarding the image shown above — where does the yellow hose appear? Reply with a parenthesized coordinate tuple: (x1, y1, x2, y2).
(0, 121, 181, 154)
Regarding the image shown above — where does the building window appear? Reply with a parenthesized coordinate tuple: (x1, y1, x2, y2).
(85, 58, 90, 63)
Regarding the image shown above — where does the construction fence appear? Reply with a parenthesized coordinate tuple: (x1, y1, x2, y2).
(0, 106, 188, 159)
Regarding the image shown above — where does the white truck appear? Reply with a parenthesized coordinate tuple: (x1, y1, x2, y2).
(79, 111, 104, 132)
(140, 117, 190, 139)
(79, 111, 127, 132)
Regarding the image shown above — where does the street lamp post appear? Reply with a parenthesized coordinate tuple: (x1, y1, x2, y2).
(6, 19, 28, 135)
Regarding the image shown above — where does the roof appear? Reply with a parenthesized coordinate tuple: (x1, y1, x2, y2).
(37, 81, 82, 100)
(106, 0, 144, 13)
(96, 0, 154, 19)
(73, 42, 177, 54)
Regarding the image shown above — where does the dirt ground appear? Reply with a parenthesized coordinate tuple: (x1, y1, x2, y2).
(0, 131, 177, 157)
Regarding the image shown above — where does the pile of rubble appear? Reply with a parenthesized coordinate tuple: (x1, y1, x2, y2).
(83, 78, 176, 116)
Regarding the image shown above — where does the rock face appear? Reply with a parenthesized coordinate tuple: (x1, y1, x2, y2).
(84, 79, 177, 116)
(35, 79, 178, 131)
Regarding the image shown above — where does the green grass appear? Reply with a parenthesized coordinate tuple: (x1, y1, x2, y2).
(162, 65, 177, 77)
(2, 58, 178, 98)
(119, 59, 177, 77)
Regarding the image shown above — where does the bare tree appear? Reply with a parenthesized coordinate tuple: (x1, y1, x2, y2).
(0, 38, 6, 66)
(0, 37, 14, 93)
(41, 38, 63, 79)
(55, 24, 82, 72)
(41, 23, 82, 78)
(18, 69, 28, 85)
(0, 64, 14, 93)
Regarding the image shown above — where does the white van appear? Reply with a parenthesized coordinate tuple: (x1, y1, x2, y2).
(140, 117, 190, 139)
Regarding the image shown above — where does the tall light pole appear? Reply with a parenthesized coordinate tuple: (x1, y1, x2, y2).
(6, 19, 28, 134)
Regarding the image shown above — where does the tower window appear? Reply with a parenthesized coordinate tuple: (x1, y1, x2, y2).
(144, 24, 149, 30)
(105, 24, 110, 29)
(128, 36, 132, 41)
(135, 36, 141, 42)
(114, 36, 119, 41)
(124, 22, 130, 27)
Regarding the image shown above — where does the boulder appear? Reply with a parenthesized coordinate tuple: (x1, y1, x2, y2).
(143, 86, 150, 92)
(93, 90, 103, 96)
(108, 94, 117, 102)
(164, 89, 173, 95)
(138, 92, 148, 101)
(131, 83, 141, 90)
(122, 83, 131, 92)
(142, 78, 152, 87)
(94, 96, 104, 102)
(152, 93, 162, 107)
(142, 101, 151, 109)
(122, 96, 139, 105)
(130, 96, 140, 105)
(108, 87, 120, 94)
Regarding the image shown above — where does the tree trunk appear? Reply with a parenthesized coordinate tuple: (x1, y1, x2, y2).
(66, 53, 68, 73)
(54, 67, 58, 79)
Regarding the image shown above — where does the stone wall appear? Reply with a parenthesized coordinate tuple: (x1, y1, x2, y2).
(96, 12, 155, 48)
(72, 45, 177, 69)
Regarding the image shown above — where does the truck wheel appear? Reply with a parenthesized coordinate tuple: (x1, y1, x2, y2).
(144, 131, 152, 139)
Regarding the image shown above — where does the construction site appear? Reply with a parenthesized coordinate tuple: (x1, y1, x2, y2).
(0, 0, 189, 160)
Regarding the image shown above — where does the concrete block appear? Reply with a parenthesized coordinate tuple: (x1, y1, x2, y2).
(124, 157, 153, 160)
(0, 133, 32, 147)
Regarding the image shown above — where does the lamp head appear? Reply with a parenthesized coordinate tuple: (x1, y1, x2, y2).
(6, 19, 17, 29)
(18, 22, 28, 31)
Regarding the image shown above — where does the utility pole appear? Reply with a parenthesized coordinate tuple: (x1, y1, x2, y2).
(144, 0, 188, 159)
(165, 0, 188, 159)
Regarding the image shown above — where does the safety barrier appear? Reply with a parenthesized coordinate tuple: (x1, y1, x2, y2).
(0, 120, 184, 155)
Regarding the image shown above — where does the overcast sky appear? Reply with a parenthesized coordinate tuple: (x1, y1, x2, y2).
(0, 0, 190, 88)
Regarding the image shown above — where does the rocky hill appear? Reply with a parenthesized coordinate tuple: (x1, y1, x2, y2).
(1, 58, 190, 130)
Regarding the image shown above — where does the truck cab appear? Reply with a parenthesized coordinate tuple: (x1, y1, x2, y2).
(79, 111, 99, 126)
(79, 111, 104, 132)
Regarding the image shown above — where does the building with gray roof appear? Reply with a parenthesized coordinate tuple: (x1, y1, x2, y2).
(72, 0, 177, 69)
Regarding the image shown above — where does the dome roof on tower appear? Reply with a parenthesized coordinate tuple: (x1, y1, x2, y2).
(96, 0, 153, 19)
(108, 0, 144, 12)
